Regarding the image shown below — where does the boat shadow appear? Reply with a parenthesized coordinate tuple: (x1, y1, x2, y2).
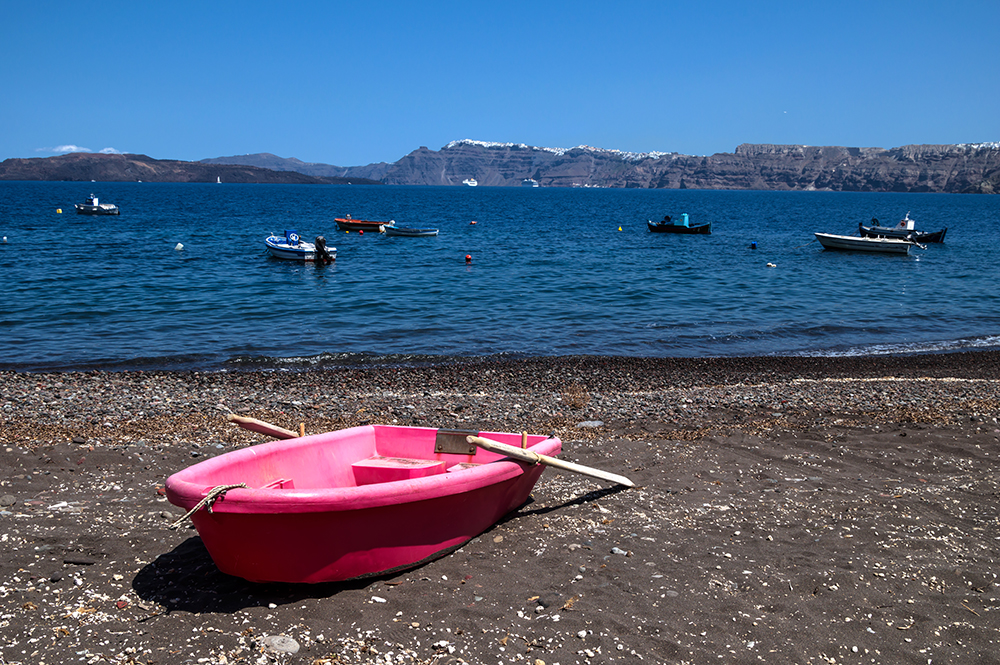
(132, 486, 630, 615)
(509, 484, 631, 520)
(131, 535, 379, 615)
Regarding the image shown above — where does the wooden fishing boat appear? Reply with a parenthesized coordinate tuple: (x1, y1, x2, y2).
(264, 230, 335, 261)
(74, 194, 119, 215)
(165, 425, 562, 583)
(335, 217, 395, 232)
(647, 214, 711, 234)
(814, 232, 916, 254)
(384, 225, 439, 237)
(858, 212, 947, 243)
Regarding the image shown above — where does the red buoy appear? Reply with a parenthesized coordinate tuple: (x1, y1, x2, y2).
(465, 254, 472, 264)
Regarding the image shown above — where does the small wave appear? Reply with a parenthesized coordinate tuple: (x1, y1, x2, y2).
(791, 335, 1000, 358)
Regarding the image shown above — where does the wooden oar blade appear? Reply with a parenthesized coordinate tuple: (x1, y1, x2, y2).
(226, 414, 300, 439)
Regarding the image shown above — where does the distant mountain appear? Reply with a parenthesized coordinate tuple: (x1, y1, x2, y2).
(6, 142, 999, 193)
(377, 140, 1000, 194)
(200, 153, 392, 182)
(0, 152, 382, 184)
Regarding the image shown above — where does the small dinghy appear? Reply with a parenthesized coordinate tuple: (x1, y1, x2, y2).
(814, 232, 917, 254)
(384, 225, 439, 237)
(334, 216, 395, 232)
(165, 426, 566, 583)
(647, 213, 711, 234)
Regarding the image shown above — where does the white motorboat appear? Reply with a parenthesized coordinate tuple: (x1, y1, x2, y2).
(814, 232, 916, 255)
(264, 230, 336, 262)
(74, 194, 119, 215)
(462, 178, 478, 187)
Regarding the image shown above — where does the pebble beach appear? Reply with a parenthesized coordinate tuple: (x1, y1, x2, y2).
(3, 352, 1000, 664)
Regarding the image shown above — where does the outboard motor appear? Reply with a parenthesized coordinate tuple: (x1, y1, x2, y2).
(315, 236, 333, 264)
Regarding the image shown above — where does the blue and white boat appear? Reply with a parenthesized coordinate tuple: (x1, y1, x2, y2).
(264, 230, 336, 262)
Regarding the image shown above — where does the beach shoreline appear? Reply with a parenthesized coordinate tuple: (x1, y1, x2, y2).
(3, 352, 1000, 663)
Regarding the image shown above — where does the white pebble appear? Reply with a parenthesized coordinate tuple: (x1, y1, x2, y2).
(371, 596, 387, 603)
(261, 635, 299, 654)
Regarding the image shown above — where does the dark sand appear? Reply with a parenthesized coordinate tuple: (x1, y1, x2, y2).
(2, 353, 1000, 664)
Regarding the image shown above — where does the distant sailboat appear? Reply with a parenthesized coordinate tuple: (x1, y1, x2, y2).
(217, 176, 222, 184)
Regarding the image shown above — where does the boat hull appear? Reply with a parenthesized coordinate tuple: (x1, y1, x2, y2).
(647, 220, 712, 234)
(165, 425, 560, 583)
(858, 223, 946, 243)
(335, 218, 394, 232)
(814, 233, 913, 254)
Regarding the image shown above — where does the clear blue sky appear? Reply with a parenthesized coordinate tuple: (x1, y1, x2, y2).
(3, 0, 997, 166)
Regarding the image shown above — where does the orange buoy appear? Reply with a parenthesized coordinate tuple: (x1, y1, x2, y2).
(465, 254, 472, 264)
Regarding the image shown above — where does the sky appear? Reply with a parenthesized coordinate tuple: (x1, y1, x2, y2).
(3, 0, 998, 166)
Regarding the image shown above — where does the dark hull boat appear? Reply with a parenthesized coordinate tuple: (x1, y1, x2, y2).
(647, 220, 711, 234)
(858, 213, 946, 243)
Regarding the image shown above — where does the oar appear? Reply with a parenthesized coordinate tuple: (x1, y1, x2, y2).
(226, 414, 300, 439)
(466, 435, 635, 487)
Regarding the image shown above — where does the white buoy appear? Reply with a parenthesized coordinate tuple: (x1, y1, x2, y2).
(2, 236, 6, 243)
(174, 243, 184, 251)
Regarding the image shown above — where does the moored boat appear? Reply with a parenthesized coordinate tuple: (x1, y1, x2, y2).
(647, 213, 711, 234)
(264, 230, 336, 261)
(814, 232, 916, 254)
(334, 216, 395, 232)
(858, 212, 947, 243)
(384, 225, 439, 237)
(165, 425, 562, 583)
(74, 194, 119, 215)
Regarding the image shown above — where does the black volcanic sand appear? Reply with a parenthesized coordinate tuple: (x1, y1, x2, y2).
(2, 353, 1000, 664)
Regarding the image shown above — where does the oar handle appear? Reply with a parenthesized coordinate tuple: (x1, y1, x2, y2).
(466, 435, 635, 487)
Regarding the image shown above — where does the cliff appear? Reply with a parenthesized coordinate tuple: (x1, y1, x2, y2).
(373, 140, 1000, 193)
(0, 152, 381, 185)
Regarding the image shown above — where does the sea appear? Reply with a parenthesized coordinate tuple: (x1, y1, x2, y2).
(1, 181, 998, 372)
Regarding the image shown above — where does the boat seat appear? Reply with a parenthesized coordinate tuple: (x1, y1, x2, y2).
(260, 478, 294, 490)
(447, 462, 480, 473)
(352, 456, 446, 486)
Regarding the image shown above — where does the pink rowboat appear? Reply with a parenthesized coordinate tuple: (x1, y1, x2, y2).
(165, 425, 561, 584)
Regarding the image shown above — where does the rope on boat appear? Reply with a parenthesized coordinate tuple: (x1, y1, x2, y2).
(168, 483, 248, 530)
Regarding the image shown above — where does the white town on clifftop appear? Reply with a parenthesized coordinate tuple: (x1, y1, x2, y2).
(445, 139, 1000, 164)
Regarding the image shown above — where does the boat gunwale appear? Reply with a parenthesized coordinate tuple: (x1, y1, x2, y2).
(165, 425, 561, 514)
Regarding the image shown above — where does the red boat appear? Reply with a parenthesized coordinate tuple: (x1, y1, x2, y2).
(334, 217, 395, 232)
(165, 425, 561, 583)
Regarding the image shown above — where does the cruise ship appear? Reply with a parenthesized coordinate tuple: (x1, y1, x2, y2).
(521, 178, 539, 187)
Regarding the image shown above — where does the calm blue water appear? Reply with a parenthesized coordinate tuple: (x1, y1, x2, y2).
(1, 181, 998, 371)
